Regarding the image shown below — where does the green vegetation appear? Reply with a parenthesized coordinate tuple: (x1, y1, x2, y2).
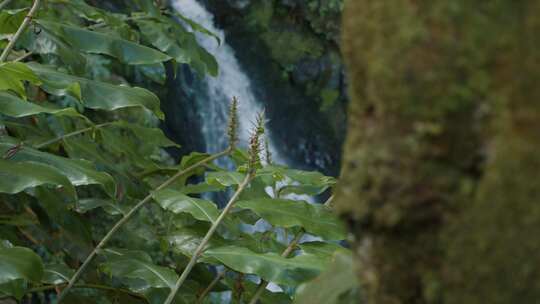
(0, 1, 351, 303)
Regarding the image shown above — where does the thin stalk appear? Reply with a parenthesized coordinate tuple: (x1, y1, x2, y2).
(248, 195, 335, 304)
(56, 149, 231, 303)
(0, 0, 40, 62)
(196, 270, 226, 304)
(196, 176, 280, 304)
(14, 51, 33, 62)
(164, 172, 255, 304)
(0, 0, 14, 11)
(28, 283, 148, 302)
(248, 231, 304, 304)
(34, 123, 112, 149)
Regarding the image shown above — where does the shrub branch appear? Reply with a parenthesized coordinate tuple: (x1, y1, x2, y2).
(164, 172, 254, 304)
(34, 123, 112, 149)
(247, 195, 335, 304)
(56, 148, 232, 303)
(165, 109, 263, 304)
(0, 0, 40, 62)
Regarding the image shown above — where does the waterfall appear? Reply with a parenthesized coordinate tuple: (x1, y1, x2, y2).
(169, 1, 319, 294)
(171, 0, 284, 166)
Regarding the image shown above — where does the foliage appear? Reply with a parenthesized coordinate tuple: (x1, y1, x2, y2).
(0, 0, 350, 303)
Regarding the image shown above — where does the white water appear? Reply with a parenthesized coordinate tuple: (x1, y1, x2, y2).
(171, 1, 316, 294)
(171, 0, 285, 166)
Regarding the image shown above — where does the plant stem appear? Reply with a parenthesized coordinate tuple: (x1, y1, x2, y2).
(164, 173, 254, 304)
(248, 231, 304, 304)
(0, 0, 40, 62)
(196, 270, 225, 304)
(247, 195, 334, 304)
(34, 123, 112, 149)
(0, 0, 14, 11)
(196, 270, 226, 304)
(56, 149, 231, 303)
(14, 51, 33, 62)
(28, 283, 148, 302)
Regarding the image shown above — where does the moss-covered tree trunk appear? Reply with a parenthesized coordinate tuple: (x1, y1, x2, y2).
(336, 1, 540, 303)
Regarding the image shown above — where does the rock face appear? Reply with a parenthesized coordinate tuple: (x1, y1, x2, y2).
(337, 1, 540, 303)
(189, 0, 348, 176)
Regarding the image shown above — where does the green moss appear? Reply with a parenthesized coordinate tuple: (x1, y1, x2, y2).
(320, 89, 339, 112)
(244, 1, 274, 30)
(337, 0, 540, 303)
(261, 29, 324, 66)
(444, 130, 540, 304)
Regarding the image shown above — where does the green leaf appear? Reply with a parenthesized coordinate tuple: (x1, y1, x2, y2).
(0, 159, 76, 198)
(0, 91, 85, 119)
(75, 198, 126, 216)
(230, 148, 249, 167)
(135, 19, 191, 63)
(0, 62, 41, 99)
(61, 136, 147, 199)
(179, 182, 223, 195)
(0, 8, 27, 34)
(236, 198, 346, 240)
(180, 152, 210, 168)
(258, 166, 337, 195)
(36, 20, 171, 65)
(0, 143, 116, 197)
(166, 226, 226, 259)
(237, 231, 287, 254)
(100, 248, 177, 290)
(0, 213, 37, 226)
(172, 11, 221, 46)
(206, 171, 246, 187)
(131, 0, 160, 17)
(153, 189, 219, 223)
(0, 246, 44, 284)
(96, 128, 164, 173)
(134, 17, 218, 76)
(33, 188, 94, 261)
(42, 263, 74, 285)
(298, 242, 348, 259)
(50, 0, 126, 26)
(28, 63, 164, 119)
(203, 246, 325, 286)
(293, 252, 358, 304)
(136, 63, 166, 85)
(20, 26, 87, 75)
(0, 279, 26, 300)
(110, 121, 178, 151)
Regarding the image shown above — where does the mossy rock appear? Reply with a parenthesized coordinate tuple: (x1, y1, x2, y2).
(261, 28, 324, 67)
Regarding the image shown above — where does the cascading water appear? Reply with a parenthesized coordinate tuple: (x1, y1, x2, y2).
(168, 1, 324, 294)
(171, 0, 285, 167)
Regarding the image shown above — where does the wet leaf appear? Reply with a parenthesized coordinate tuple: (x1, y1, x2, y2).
(28, 63, 164, 119)
(203, 246, 325, 286)
(236, 198, 346, 240)
(0, 143, 116, 197)
(0, 62, 41, 99)
(0, 159, 76, 198)
(0, 246, 44, 284)
(37, 20, 171, 65)
(0, 91, 85, 119)
(153, 189, 219, 223)
(100, 248, 178, 290)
